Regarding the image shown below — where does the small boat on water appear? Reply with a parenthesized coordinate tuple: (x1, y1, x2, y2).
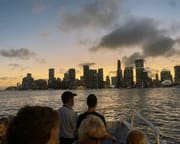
(103, 110, 164, 144)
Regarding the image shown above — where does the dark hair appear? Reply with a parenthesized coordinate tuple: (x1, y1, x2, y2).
(61, 91, 77, 104)
(87, 94, 97, 107)
(7, 106, 59, 144)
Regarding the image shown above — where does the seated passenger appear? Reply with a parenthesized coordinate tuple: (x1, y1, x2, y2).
(127, 129, 148, 144)
(7, 105, 60, 144)
(77, 94, 106, 129)
(0, 117, 9, 144)
(78, 115, 116, 144)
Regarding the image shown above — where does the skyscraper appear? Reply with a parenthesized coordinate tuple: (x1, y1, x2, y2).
(83, 65, 89, 88)
(98, 68, 104, 88)
(124, 67, 134, 88)
(174, 65, 180, 84)
(160, 70, 172, 82)
(49, 68, 55, 80)
(68, 68, 76, 81)
(135, 59, 144, 87)
(117, 60, 122, 88)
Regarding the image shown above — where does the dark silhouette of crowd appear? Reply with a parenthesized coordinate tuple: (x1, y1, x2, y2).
(0, 91, 148, 144)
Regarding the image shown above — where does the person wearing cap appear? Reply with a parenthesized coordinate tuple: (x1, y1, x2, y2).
(58, 91, 77, 144)
(76, 94, 106, 129)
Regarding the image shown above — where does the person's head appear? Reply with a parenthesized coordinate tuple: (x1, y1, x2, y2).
(78, 115, 107, 144)
(78, 115, 116, 144)
(127, 129, 148, 144)
(61, 91, 77, 106)
(7, 106, 60, 144)
(87, 94, 97, 108)
(0, 117, 9, 144)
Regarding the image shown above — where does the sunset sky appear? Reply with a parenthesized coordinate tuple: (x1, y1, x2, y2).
(0, 0, 180, 88)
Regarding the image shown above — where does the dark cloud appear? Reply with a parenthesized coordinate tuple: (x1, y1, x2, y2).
(8, 63, 28, 71)
(122, 52, 143, 66)
(58, 0, 120, 31)
(78, 62, 96, 67)
(0, 48, 36, 60)
(0, 77, 17, 80)
(91, 17, 180, 65)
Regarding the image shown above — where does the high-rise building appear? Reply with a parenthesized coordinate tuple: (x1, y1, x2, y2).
(174, 65, 180, 84)
(135, 59, 144, 87)
(83, 65, 89, 88)
(49, 68, 55, 80)
(88, 69, 97, 88)
(97, 68, 104, 88)
(68, 68, 76, 81)
(160, 70, 172, 82)
(111, 76, 117, 87)
(124, 67, 134, 88)
(22, 73, 34, 90)
(116, 60, 122, 88)
(105, 76, 110, 88)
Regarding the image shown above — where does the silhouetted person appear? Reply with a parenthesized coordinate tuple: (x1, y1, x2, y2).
(77, 94, 106, 129)
(127, 129, 148, 144)
(58, 91, 77, 144)
(7, 105, 59, 144)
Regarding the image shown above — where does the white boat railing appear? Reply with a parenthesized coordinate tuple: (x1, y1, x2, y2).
(130, 109, 161, 144)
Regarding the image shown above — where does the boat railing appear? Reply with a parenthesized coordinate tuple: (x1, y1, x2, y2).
(130, 109, 161, 144)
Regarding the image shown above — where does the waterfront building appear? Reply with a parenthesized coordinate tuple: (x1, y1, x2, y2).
(124, 67, 134, 88)
(83, 65, 89, 88)
(49, 68, 55, 80)
(105, 76, 110, 88)
(48, 68, 61, 89)
(68, 68, 76, 89)
(97, 68, 104, 88)
(160, 70, 172, 82)
(34, 79, 47, 90)
(22, 73, 34, 90)
(116, 60, 122, 88)
(88, 69, 98, 88)
(135, 59, 144, 87)
(174, 65, 180, 84)
(111, 76, 117, 88)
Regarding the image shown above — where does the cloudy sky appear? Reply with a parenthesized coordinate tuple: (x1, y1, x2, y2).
(0, 0, 180, 88)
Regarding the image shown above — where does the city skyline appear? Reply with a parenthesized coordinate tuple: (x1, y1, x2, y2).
(0, 0, 180, 88)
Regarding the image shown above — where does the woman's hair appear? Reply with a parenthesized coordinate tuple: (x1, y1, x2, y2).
(78, 115, 107, 144)
(7, 105, 59, 144)
(127, 129, 148, 144)
(0, 117, 9, 144)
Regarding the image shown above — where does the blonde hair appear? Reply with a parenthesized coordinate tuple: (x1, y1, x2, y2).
(127, 129, 148, 144)
(78, 115, 107, 144)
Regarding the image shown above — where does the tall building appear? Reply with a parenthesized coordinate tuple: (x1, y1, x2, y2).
(22, 73, 34, 90)
(88, 69, 97, 88)
(83, 65, 89, 88)
(97, 68, 104, 88)
(160, 70, 172, 82)
(116, 60, 122, 88)
(135, 59, 144, 87)
(68, 68, 76, 81)
(49, 68, 55, 80)
(174, 65, 180, 84)
(105, 76, 110, 88)
(124, 67, 134, 88)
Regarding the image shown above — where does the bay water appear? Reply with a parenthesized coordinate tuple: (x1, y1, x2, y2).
(0, 88, 179, 143)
